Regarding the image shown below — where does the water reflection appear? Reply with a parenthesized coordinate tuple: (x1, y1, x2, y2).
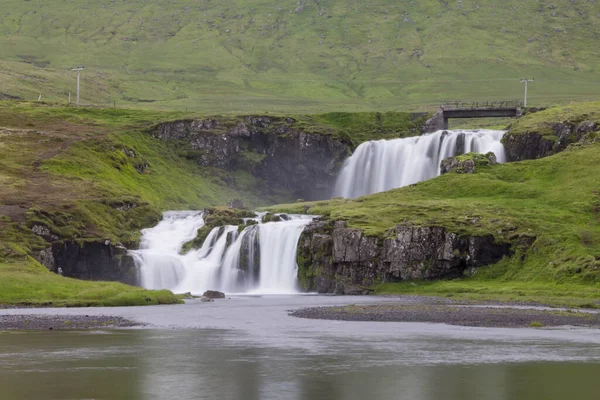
(0, 329, 599, 400)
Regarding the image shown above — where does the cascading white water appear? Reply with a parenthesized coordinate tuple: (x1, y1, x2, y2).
(254, 216, 313, 294)
(332, 129, 506, 198)
(130, 211, 204, 290)
(131, 213, 313, 295)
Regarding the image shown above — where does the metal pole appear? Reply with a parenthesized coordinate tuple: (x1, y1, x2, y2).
(76, 70, 80, 105)
(520, 78, 534, 107)
(70, 66, 84, 106)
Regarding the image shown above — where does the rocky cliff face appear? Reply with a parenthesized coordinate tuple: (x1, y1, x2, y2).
(297, 221, 513, 294)
(503, 120, 598, 161)
(39, 241, 138, 285)
(151, 116, 351, 200)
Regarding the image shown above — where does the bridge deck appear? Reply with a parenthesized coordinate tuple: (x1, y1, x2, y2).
(424, 101, 523, 132)
(443, 107, 520, 120)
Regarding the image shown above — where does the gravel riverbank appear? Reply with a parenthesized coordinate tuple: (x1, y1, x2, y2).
(290, 304, 600, 328)
(0, 315, 140, 330)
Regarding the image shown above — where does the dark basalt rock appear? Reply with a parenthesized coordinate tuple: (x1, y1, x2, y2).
(42, 241, 138, 285)
(151, 117, 351, 200)
(297, 221, 514, 294)
(502, 131, 555, 161)
(502, 120, 598, 161)
(202, 290, 226, 299)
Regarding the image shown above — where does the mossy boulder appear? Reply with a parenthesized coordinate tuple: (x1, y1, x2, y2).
(261, 213, 282, 223)
(440, 152, 497, 174)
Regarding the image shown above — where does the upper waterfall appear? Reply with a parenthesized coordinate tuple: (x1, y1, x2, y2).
(332, 129, 506, 199)
(131, 212, 313, 295)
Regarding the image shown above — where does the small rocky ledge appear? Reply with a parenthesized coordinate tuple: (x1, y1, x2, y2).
(503, 120, 598, 161)
(297, 221, 513, 295)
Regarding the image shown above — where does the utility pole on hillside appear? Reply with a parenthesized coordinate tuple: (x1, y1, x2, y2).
(70, 66, 84, 106)
(520, 78, 534, 108)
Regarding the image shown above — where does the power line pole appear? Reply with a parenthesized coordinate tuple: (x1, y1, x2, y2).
(520, 78, 534, 107)
(70, 66, 84, 105)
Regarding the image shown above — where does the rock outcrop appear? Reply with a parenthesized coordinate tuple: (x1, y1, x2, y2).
(503, 120, 598, 161)
(297, 221, 513, 294)
(440, 152, 497, 174)
(151, 116, 351, 200)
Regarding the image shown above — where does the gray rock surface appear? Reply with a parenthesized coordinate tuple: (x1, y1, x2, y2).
(202, 290, 226, 299)
(290, 304, 600, 328)
(47, 241, 138, 285)
(503, 120, 598, 161)
(0, 315, 139, 330)
(151, 116, 351, 200)
(297, 221, 513, 294)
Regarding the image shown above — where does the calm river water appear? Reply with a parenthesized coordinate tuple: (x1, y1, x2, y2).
(1, 295, 599, 400)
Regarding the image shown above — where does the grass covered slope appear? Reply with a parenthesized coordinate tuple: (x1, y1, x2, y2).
(0, 260, 179, 307)
(268, 107, 600, 305)
(0, 102, 246, 305)
(1, 0, 600, 111)
(509, 102, 600, 137)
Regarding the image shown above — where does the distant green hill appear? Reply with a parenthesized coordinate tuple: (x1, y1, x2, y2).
(1, 0, 600, 112)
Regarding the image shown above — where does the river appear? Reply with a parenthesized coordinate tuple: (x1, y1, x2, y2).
(1, 295, 599, 399)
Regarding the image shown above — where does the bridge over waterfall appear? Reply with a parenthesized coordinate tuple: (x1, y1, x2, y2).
(424, 100, 522, 132)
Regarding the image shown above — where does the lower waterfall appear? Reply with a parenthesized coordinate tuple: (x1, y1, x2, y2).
(131, 212, 313, 294)
(333, 129, 506, 198)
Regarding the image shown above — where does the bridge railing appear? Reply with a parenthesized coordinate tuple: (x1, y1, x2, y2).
(440, 100, 522, 110)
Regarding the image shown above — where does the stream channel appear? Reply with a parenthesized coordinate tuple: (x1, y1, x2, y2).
(1, 295, 599, 399)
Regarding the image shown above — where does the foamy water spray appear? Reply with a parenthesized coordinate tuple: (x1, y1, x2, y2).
(333, 129, 506, 198)
(131, 213, 313, 294)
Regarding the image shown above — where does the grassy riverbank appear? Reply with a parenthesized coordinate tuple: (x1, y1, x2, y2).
(375, 282, 600, 309)
(0, 260, 179, 307)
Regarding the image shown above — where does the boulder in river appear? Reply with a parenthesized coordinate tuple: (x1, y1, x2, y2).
(202, 290, 226, 299)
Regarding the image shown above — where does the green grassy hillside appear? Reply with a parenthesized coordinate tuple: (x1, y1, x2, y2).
(0, 101, 423, 305)
(1, 0, 600, 112)
(267, 102, 600, 306)
(0, 103, 238, 305)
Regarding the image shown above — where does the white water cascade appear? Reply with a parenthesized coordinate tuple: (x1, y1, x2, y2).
(333, 129, 506, 198)
(131, 212, 313, 295)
